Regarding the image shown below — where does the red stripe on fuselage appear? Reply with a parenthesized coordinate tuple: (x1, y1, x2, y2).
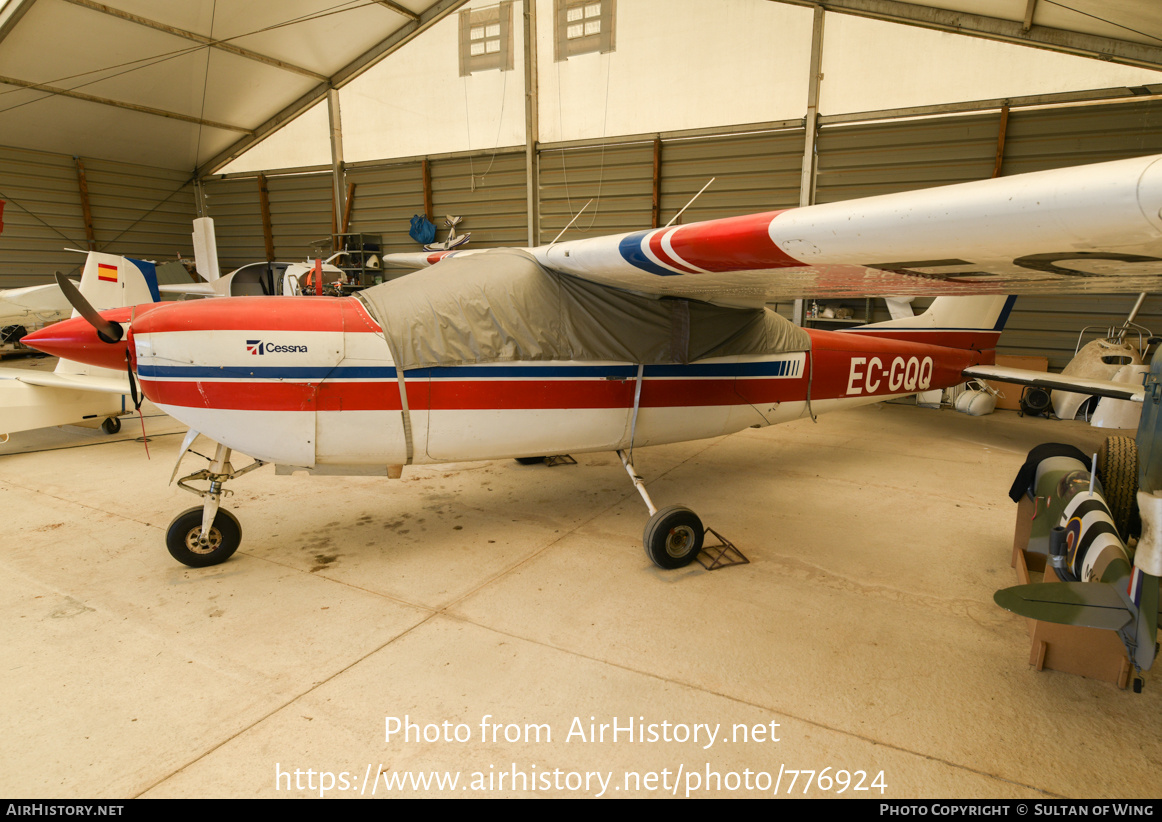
(141, 375, 803, 412)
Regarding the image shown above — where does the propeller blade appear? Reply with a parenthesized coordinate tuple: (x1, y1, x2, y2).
(55, 271, 122, 344)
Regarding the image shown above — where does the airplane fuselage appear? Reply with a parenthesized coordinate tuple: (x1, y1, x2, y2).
(125, 296, 992, 468)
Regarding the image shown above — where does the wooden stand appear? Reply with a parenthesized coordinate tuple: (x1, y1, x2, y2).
(1010, 495, 1132, 688)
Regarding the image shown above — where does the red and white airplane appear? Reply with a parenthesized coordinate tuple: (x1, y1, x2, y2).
(22, 153, 1162, 570)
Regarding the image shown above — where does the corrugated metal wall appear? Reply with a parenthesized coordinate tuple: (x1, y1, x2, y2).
(0, 145, 195, 286)
(265, 172, 335, 262)
(80, 158, 195, 262)
(658, 130, 803, 222)
(539, 142, 655, 243)
(428, 151, 527, 248)
(815, 113, 1001, 204)
(346, 162, 426, 257)
(200, 177, 265, 271)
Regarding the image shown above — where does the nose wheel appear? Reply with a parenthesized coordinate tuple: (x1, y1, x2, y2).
(169, 439, 264, 568)
(166, 507, 242, 567)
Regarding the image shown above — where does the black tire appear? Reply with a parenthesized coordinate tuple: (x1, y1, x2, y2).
(1097, 435, 1139, 541)
(643, 505, 704, 569)
(166, 506, 242, 568)
(515, 456, 546, 465)
(101, 416, 121, 435)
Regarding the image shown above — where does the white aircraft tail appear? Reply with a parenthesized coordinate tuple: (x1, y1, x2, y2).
(846, 295, 1016, 351)
(74, 252, 157, 311)
(192, 217, 221, 282)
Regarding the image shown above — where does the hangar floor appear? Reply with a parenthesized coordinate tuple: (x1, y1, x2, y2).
(1, 399, 1157, 799)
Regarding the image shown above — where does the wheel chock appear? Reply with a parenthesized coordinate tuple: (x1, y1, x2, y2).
(696, 528, 749, 570)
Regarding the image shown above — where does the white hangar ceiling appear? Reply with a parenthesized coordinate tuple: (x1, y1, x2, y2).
(0, 1, 1160, 175)
(0, 0, 465, 172)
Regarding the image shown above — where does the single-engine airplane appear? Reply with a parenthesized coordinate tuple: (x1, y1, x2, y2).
(22, 153, 1162, 572)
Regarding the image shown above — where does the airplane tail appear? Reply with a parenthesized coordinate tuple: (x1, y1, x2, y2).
(191, 217, 221, 282)
(994, 570, 1158, 681)
(847, 295, 1017, 352)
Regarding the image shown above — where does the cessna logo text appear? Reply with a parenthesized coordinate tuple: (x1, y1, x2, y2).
(846, 356, 933, 395)
(246, 340, 308, 355)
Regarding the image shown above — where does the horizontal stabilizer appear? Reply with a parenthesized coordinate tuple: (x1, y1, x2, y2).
(963, 365, 1145, 402)
(994, 582, 1133, 631)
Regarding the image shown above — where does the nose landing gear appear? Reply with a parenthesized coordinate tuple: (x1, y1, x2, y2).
(168, 440, 265, 567)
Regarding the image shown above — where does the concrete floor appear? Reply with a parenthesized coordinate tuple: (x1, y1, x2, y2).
(1, 400, 1157, 799)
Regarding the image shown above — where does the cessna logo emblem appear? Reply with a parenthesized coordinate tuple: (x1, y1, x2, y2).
(246, 340, 308, 355)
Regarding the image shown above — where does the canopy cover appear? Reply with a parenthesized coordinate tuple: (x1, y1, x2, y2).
(357, 249, 810, 371)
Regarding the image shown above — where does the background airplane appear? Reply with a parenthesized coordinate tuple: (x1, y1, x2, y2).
(21, 153, 1162, 575)
(0, 217, 344, 440)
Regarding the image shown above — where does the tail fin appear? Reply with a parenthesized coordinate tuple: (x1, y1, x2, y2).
(192, 217, 220, 282)
(73, 252, 159, 311)
(846, 295, 1016, 351)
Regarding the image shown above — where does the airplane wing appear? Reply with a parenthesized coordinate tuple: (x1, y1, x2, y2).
(384, 154, 1162, 307)
(961, 365, 1146, 403)
(0, 283, 71, 327)
(0, 369, 130, 394)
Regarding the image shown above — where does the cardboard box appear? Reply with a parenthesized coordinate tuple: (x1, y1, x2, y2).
(986, 355, 1050, 411)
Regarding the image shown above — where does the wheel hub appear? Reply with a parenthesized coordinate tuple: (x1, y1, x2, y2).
(665, 525, 696, 558)
(186, 526, 222, 555)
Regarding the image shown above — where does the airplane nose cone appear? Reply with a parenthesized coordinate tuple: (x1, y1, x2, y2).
(22, 311, 131, 370)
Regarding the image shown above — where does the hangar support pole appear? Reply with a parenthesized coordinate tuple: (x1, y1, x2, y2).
(523, 0, 540, 246)
(257, 174, 275, 262)
(793, 5, 825, 327)
(327, 88, 348, 250)
(73, 157, 96, 252)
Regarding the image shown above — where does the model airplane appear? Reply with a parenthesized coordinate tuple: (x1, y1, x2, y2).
(996, 442, 1158, 688)
(20, 154, 1162, 572)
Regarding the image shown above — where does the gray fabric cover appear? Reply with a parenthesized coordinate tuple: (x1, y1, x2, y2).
(356, 249, 810, 371)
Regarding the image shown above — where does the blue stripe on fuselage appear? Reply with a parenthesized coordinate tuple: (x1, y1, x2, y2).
(137, 359, 802, 381)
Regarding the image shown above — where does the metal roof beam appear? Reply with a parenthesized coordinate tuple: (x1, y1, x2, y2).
(0, 0, 38, 45)
(0, 74, 254, 132)
(196, 0, 469, 176)
(372, 1, 420, 21)
(59, 0, 328, 82)
(768, 0, 1162, 70)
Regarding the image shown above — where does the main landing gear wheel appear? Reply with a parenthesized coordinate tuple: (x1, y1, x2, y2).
(643, 505, 704, 569)
(101, 416, 121, 435)
(1097, 435, 1139, 540)
(166, 506, 242, 568)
